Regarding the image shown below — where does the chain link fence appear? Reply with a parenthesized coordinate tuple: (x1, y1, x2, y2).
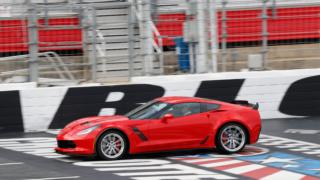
(216, 0, 320, 72)
(0, 0, 319, 84)
(0, 1, 97, 85)
(151, 0, 320, 74)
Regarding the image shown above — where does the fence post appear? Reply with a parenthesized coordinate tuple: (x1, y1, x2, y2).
(271, 0, 277, 18)
(27, 5, 39, 82)
(221, 0, 228, 72)
(43, 0, 49, 26)
(209, 0, 218, 73)
(261, 0, 269, 69)
(141, 0, 154, 76)
(128, 3, 135, 78)
(196, 0, 208, 73)
(90, 7, 98, 82)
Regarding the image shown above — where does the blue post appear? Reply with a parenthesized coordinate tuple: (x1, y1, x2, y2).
(174, 37, 190, 72)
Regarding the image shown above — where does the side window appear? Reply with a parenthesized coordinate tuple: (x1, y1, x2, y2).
(160, 103, 201, 118)
(201, 103, 220, 112)
(127, 101, 170, 120)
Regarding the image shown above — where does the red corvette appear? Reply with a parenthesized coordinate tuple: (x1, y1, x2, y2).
(55, 96, 261, 160)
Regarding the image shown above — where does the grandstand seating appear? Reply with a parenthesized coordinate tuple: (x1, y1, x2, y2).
(0, 0, 319, 83)
(0, 0, 143, 83)
(155, 0, 320, 47)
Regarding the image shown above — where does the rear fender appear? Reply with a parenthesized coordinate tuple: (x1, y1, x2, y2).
(211, 111, 251, 146)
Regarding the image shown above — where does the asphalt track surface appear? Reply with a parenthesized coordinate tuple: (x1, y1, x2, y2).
(0, 117, 319, 180)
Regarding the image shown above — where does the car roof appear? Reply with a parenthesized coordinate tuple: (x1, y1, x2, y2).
(156, 96, 222, 104)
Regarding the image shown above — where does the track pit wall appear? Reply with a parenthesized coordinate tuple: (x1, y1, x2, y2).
(1, 69, 320, 132)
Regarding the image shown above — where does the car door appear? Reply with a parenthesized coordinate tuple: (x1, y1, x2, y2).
(145, 103, 212, 151)
(125, 100, 171, 152)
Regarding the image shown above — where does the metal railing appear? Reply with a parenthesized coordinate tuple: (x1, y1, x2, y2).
(0, 3, 97, 85)
(0, 51, 93, 83)
(131, 0, 164, 74)
(151, 0, 320, 74)
(1, 0, 320, 84)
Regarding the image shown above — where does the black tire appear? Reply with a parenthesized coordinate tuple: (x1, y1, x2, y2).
(96, 130, 128, 160)
(215, 123, 247, 154)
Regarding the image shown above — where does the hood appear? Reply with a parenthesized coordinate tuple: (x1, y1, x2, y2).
(63, 115, 129, 130)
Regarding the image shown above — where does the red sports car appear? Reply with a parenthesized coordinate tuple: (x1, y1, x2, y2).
(55, 96, 261, 160)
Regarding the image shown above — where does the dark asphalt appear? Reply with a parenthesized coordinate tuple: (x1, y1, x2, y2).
(0, 117, 319, 180)
(261, 117, 320, 144)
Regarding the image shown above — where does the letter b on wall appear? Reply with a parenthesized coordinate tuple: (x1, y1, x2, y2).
(49, 84, 165, 129)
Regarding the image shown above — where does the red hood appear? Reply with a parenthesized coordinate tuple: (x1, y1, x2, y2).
(63, 115, 129, 130)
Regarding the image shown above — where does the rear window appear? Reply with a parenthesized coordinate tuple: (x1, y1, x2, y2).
(201, 103, 220, 112)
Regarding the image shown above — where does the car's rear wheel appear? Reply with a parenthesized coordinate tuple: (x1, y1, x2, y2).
(216, 123, 247, 154)
(96, 130, 128, 160)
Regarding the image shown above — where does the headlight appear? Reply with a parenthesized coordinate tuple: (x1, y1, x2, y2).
(76, 125, 100, 136)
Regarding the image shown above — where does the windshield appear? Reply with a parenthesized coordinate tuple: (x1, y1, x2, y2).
(125, 100, 171, 120)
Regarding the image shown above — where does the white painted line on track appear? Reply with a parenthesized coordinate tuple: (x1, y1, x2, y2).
(202, 160, 243, 168)
(259, 134, 320, 157)
(24, 176, 80, 180)
(284, 129, 320, 135)
(0, 162, 24, 166)
(260, 170, 305, 180)
(96, 165, 177, 171)
(260, 134, 320, 146)
(184, 158, 226, 163)
(131, 174, 235, 180)
(224, 164, 265, 174)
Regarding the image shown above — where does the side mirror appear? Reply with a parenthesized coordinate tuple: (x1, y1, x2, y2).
(161, 113, 174, 123)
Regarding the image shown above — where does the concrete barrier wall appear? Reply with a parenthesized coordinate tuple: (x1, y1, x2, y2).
(1, 69, 320, 133)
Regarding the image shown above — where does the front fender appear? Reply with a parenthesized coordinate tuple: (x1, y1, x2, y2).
(94, 124, 135, 154)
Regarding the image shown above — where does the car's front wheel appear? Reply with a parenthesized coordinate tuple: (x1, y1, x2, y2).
(216, 123, 247, 154)
(96, 130, 128, 160)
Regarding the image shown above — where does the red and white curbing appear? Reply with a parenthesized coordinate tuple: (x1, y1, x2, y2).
(172, 156, 319, 180)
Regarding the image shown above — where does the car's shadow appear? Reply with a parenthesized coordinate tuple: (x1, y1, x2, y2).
(65, 148, 220, 161)
(128, 148, 218, 159)
(61, 145, 266, 161)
